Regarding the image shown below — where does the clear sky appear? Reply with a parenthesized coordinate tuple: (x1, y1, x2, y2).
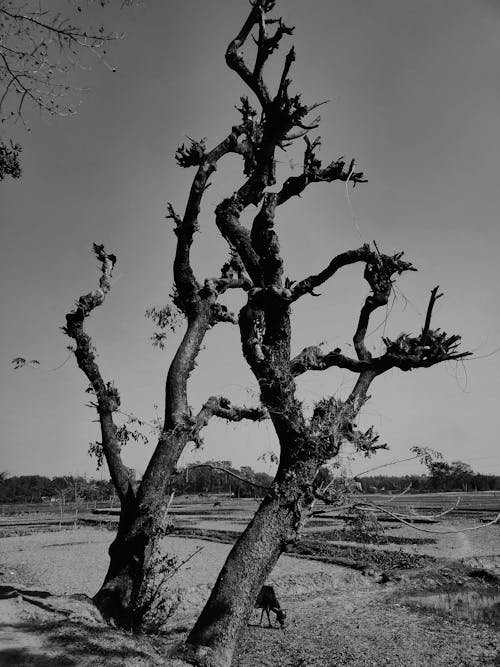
(1, 0, 499, 480)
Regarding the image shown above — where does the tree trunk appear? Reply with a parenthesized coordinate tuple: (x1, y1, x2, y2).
(93, 495, 145, 628)
(93, 431, 187, 629)
(185, 458, 316, 667)
(92, 493, 167, 629)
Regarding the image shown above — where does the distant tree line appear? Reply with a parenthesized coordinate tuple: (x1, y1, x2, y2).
(171, 461, 274, 498)
(0, 464, 273, 503)
(0, 474, 115, 504)
(1, 459, 498, 504)
(358, 460, 500, 494)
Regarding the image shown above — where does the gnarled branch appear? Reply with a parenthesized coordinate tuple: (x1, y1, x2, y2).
(63, 244, 132, 503)
(290, 345, 370, 376)
(277, 137, 367, 205)
(225, 0, 273, 107)
(353, 250, 416, 361)
(194, 396, 268, 435)
(291, 244, 374, 301)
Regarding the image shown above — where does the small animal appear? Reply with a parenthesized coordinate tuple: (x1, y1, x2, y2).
(255, 585, 286, 628)
(213, 501, 221, 507)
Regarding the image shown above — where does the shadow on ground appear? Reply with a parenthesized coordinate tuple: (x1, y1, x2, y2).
(0, 618, 175, 666)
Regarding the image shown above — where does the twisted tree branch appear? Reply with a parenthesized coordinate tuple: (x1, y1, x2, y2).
(194, 396, 268, 434)
(277, 137, 367, 205)
(291, 244, 374, 301)
(63, 244, 132, 503)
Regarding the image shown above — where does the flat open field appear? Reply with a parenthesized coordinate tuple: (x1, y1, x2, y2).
(0, 493, 499, 666)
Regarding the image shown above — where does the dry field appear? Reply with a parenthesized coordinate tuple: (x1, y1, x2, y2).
(0, 493, 499, 666)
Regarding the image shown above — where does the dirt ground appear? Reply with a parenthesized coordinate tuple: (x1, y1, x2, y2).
(0, 524, 499, 666)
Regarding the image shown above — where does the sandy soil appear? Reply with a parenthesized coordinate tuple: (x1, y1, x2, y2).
(0, 528, 355, 595)
(1, 526, 499, 666)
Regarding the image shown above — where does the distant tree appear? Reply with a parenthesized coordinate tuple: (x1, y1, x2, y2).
(49, 475, 88, 504)
(0, 0, 132, 178)
(428, 459, 476, 492)
(253, 471, 273, 492)
(176, 462, 272, 498)
(449, 461, 474, 491)
(3, 474, 52, 502)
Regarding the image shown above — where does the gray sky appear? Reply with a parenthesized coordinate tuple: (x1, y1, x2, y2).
(1, 0, 499, 480)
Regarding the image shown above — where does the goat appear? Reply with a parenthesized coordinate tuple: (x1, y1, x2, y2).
(255, 585, 286, 628)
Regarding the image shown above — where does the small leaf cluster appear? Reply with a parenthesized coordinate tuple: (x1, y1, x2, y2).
(0, 139, 21, 180)
(145, 303, 182, 349)
(88, 441, 104, 469)
(410, 445, 443, 468)
(175, 137, 207, 168)
(11, 357, 40, 369)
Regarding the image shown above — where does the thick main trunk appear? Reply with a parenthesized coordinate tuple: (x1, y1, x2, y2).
(93, 432, 186, 629)
(185, 460, 315, 667)
(92, 495, 160, 629)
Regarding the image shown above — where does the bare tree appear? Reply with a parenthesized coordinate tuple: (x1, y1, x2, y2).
(178, 1, 470, 664)
(0, 0, 131, 178)
(17, 0, 470, 657)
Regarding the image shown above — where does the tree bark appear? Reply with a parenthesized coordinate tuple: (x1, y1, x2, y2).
(92, 305, 262, 630)
(91, 314, 208, 628)
(92, 431, 185, 629)
(185, 450, 317, 666)
(92, 492, 146, 629)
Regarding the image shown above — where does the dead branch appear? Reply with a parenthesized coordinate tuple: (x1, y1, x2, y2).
(225, 0, 273, 107)
(185, 464, 270, 491)
(290, 345, 370, 376)
(354, 454, 424, 479)
(202, 253, 253, 296)
(193, 396, 268, 441)
(277, 139, 367, 205)
(352, 502, 500, 534)
(385, 482, 413, 502)
(421, 286, 443, 346)
(172, 123, 256, 308)
(355, 497, 461, 521)
(169, 545, 204, 578)
(353, 251, 416, 361)
(291, 244, 374, 301)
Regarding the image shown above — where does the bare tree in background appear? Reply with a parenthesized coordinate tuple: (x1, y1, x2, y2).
(0, 0, 132, 178)
(179, 1, 470, 664)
